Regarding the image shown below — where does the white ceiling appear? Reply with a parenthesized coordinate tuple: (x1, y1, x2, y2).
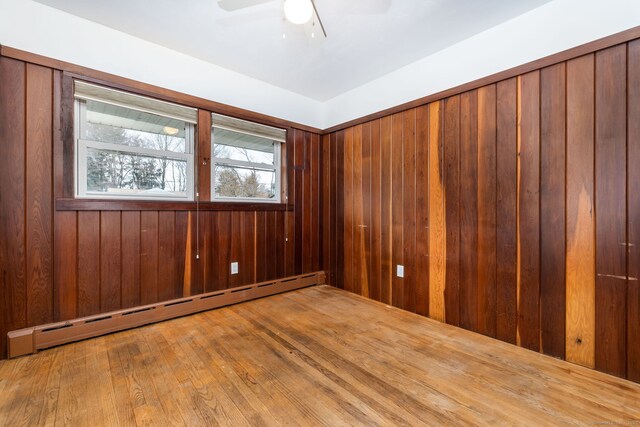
(34, 0, 550, 101)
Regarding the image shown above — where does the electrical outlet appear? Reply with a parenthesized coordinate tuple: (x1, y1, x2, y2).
(396, 265, 404, 278)
(231, 262, 238, 275)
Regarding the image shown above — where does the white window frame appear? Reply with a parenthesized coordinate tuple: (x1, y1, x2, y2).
(211, 140, 282, 203)
(74, 98, 196, 201)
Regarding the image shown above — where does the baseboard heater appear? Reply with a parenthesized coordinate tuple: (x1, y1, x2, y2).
(7, 271, 325, 359)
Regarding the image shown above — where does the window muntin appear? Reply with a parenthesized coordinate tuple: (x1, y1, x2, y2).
(211, 115, 285, 203)
(74, 82, 196, 200)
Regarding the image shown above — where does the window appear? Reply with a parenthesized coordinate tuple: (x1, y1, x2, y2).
(211, 113, 286, 203)
(74, 81, 197, 200)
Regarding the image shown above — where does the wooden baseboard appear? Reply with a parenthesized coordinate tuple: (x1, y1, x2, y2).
(7, 271, 325, 358)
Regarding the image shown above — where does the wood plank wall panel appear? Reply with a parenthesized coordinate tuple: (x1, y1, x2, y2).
(352, 125, 364, 297)
(380, 119, 392, 304)
(594, 45, 627, 378)
(428, 103, 445, 321)
(25, 63, 53, 326)
(370, 120, 382, 303)
(100, 211, 121, 312)
(459, 90, 479, 333)
(628, 39, 640, 383)
(402, 110, 416, 311)
(516, 72, 541, 351)
(391, 113, 404, 308)
(121, 211, 141, 308)
(322, 37, 640, 383)
(415, 106, 429, 317)
(443, 96, 460, 326)
(477, 85, 497, 338)
(540, 63, 566, 358)
(0, 57, 27, 359)
(496, 78, 518, 344)
(565, 54, 596, 369)
(0, 54, 321, 359)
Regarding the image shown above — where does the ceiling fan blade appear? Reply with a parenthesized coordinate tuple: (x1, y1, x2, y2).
(217, 0, 273, 12)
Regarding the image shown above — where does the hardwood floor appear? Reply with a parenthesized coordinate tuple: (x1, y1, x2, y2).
(1, 285, 639, 426)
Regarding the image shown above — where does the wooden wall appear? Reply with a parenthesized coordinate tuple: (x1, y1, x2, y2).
(0, 55, 322, 359)
(322, 40, 640, 382)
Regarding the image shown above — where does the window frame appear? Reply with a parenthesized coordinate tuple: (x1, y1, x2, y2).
(210, 124, 284, 204)
(74, 95, 196, 201)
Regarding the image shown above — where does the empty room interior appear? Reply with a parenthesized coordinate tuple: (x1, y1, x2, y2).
(2, 0, 640, 425)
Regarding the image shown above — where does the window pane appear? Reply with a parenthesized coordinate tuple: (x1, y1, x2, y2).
(214, 165, 276, 199)
(213, 128, 274, 165)
(86, 148, 188, 197)
(83, 99, 188, 153)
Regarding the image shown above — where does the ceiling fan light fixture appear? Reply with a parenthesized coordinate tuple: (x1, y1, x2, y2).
(284, 0, 313, 25)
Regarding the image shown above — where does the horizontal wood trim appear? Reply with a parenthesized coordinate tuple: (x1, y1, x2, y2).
(7, 271, 326, 358)
(0, 45, 321, 134)
(55, 198, 291, 212)
(322, 25, 640, 133)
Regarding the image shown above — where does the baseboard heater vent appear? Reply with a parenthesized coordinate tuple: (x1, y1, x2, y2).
(7, 271, 325, 358)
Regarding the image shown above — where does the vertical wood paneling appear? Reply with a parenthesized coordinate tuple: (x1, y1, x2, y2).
(174, 211, 189, 291)
(203, 211, 214, 292)
(197, 110, 212, 201)
(216, 211, 231, 290)
(121, 211, 140, 308)
(362, 123, 372, 298)
(380, 119, 393, 304)
(242, 211, 255, 285)
(352, 125, 364, 296)
(229, 212, 242, 288)
(443, 96, 461, 326)
(311, 133, 321, 272)
(370, 120, 382, 302)
(255, 211, 267, 283)
(330, 133, 338, 287)
(140, 212, 159, 304)
(294, 130, 304, 275)
(459, 90, 479, 332)
(0, 53, 324, 360)
(100, 211, 121, 312)
(429, 102, 446, 321)
(540, 63, 567, 358)
(158, 211, 176, 301)
(274, 211, 285, 279)
(344, 128, 355, 293)
(517, 72, 541, 351)
(77, 212, 100, 316)
(302, 131, 313, 273)
(335, 130, 345, 289)
(595, 45, 627, 377)
(402, 110, 417, 312)
(477, 84, 497, 338)
(628, 40, 640, 383)
(496, 78, 518, 344)
(54, 212, 77, 321)
(391, 113, 404, 308)
(25, 63, 53, 326)
(187, 211, 204, 295)
(566, 54, 596, 368)
(321, 39, 640, 384)
(0, 58, 27, 357)
(415, 106, 429, 317)
(322, 134, 332, 285)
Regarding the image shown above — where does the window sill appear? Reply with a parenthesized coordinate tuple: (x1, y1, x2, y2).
(56, 198, 291, 212)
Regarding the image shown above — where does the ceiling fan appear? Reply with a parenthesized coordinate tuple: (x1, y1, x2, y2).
(217, 0, 392, 39)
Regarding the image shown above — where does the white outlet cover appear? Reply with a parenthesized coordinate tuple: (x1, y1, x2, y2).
(396, 265, 404, 278)
(231, 262, 238, 275)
